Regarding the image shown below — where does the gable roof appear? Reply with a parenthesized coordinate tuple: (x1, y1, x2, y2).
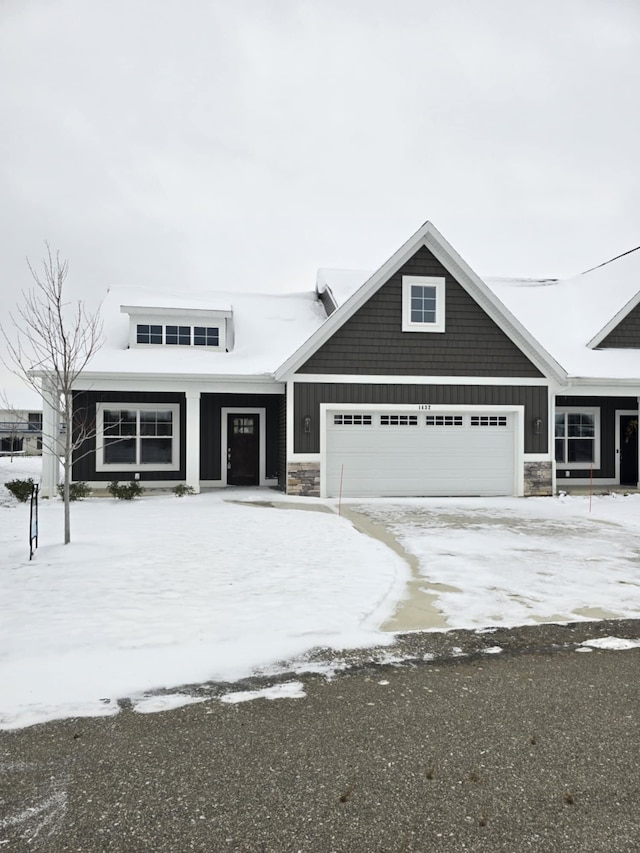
(82, 286, 328, 379)
(486, 245, 640, 381)
(585, 246, 640, 348)
(276, 221, 567, 383)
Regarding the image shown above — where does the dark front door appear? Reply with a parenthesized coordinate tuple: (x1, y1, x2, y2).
(619, 414, 638, 486)
(227, 414, 259, 486)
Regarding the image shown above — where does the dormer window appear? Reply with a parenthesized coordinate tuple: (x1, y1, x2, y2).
(137, 324, 163, 345)
(166, 325, 191, 346)
(124, 305, 233, 351)
(134, 324, 222, 347)
(194, 326, 219, 347)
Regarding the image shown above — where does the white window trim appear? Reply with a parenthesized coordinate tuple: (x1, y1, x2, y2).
(95, 402, 180, 472)
(555, 406, 600, 470)
(402, 276, 446, 333)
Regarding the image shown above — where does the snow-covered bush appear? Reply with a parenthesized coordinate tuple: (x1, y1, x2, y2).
(108, 480, 144, 500)
(4, 478, 34, 502)
(57, 481, 91, 501)
(173, 484, 195, 497)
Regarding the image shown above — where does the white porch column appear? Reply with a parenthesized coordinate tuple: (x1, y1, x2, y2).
(41, 377, 59, 498)
(185, 390, 201, 494)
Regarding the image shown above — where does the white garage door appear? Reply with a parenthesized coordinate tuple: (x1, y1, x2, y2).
(325, 409, 517, 497)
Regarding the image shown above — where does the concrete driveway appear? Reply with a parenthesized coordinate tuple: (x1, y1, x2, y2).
(340, 496, 640, 631)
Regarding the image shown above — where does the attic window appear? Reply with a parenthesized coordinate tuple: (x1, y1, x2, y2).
(402, 276, 445, 333)
(137, 324, 163, 345)
(135, 324, 220, 348)
(166, 325, 191, 345)
(194, 326, 219, 347)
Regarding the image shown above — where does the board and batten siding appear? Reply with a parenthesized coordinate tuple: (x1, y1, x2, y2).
(598, 303, 640, 348)
(294, 383, 548, 455)
(278, 393, 287, 489)
(298, 246, 543, 377)
(556, 395, 638, 479)
(199, 392, 282, 481)
(72, 390, 186, 482)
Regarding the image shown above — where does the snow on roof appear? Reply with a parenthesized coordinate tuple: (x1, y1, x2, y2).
(85, 286, 328, 378)
(485, 246, 640, 380)
(316, 269, 372, 308)
(83, 243, 640, 385)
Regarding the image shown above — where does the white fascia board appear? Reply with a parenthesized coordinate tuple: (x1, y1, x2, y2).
(275, 221, 568, 385)
(587, 290, 640, 349)
(121, 305, 233, 321)
(289, 373, 550, 386)
(560, 379, 640, 395)
(73, 373, 284, 395)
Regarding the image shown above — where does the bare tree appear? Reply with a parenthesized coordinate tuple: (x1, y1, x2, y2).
(1, 245, 103, 543)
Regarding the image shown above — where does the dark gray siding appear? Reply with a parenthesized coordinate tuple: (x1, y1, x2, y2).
(295, 383, 548, 454)
(200, 393, 282, 480)
(278, 393, 287, 490)
(598, 303, 640, 348)
(72, 391, 186, 482)
(556, 395, 638, 479)
(299, 246, 542, 377)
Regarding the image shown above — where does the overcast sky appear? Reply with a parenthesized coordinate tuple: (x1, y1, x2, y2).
(1, 0, 639, 404)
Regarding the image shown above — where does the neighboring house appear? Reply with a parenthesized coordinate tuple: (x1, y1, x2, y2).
(0, 409, 42, 455)
(37, 221, 640, 498)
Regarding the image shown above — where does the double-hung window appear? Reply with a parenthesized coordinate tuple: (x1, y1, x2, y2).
(402, 276, 446, 332)
(554, 408, 600, 468)
(97, 404, 179, 471)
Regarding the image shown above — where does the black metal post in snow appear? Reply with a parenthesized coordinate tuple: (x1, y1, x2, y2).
(29, 482, 39, 560)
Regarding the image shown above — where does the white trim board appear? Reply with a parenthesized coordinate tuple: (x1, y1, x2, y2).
(291, 374, 551, 386)
(73, 375, 284, 394)
(588, 290, 640, 349)
(318, 402, 525, 498)
(615, 409, 638, 485)
(220, 407, 269, 487)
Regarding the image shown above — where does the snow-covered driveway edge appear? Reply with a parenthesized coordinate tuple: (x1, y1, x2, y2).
(346, 493, 640, 628)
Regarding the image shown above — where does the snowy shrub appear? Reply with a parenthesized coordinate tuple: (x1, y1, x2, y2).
(4, 478, 34, 502)
(57, 481, 92, 501)
(108, 480, 144, 500)
(173, 484, 195, 497)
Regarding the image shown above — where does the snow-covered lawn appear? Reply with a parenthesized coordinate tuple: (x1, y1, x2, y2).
(2, 456, 639, 730)
(0, 458, 407, 729)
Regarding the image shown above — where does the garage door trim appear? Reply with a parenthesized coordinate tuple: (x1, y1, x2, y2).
(319, 403, 525, 498)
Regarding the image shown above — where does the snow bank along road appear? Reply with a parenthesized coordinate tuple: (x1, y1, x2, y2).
(1, 625, 639, 853)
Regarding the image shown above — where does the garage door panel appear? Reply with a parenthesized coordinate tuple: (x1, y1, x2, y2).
(325, 410, 516, 497)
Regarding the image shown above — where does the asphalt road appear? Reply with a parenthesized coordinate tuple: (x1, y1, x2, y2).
(1, 627, 639, 852)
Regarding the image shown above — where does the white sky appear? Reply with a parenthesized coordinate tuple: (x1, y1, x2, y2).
(1, 0, 639, 403)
